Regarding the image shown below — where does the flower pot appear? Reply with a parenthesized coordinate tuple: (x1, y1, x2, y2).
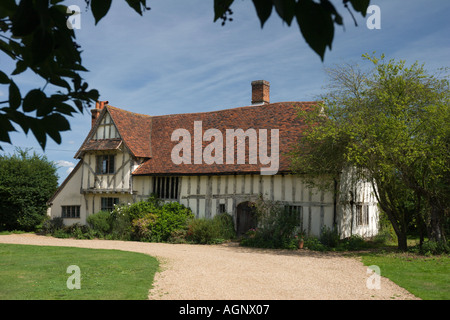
(298, 239, 304, 249)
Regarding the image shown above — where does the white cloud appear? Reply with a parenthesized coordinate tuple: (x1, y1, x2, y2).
(66, 167, 75, 175)
(56, 160, 76, 168)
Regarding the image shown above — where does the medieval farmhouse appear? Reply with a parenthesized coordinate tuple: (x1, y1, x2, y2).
(47, 80, 379, 238)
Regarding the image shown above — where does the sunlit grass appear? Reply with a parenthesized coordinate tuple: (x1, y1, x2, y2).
(0, 243, 159, 300)
(360, 251, 450, 300)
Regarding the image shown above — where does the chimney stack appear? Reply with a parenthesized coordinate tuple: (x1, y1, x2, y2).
(251, 80, 270, 105)
(91, 100, 108, 127)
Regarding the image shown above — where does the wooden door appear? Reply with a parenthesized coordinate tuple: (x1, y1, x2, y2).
(236, 201, 257, 236)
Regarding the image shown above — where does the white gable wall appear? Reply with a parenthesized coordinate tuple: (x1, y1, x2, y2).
(47, 163, 87, 226)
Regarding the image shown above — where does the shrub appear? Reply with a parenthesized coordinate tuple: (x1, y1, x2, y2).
(41, 217, 64, 234)
(150, 202, 194, 242)
(417, 240, 450, 255)
(86, 211, 112, 236)
(240, 198, 299, 250)
(212, 213, 235, 240)
(339, 234, 368, 251)
(131, 213, 158, 241)
(304, 236, 328, 251)
(185, 213, 235, 244)
(65, 223, 92, 239)
(319, 226, 340, 248)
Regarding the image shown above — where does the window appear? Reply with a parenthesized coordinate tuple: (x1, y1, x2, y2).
(152, 176, 180, 200)
(101, 197, 119, 212)
(219, 203, 226, 214)
(62, 206, 80, 218)
(356, 204, 369, 226)
(285, 205, 303, 227)
(96, 155, 115, 174)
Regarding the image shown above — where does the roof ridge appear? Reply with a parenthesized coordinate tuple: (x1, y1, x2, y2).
(149, 101, 317, 118)
(106, 105, 153, 118)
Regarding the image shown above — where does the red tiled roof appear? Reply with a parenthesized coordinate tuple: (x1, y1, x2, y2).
(132, 102, 315, 175)
(75, 101, 315, 175)
(75, 106, 152, 159)
(107, 106, 152, 158)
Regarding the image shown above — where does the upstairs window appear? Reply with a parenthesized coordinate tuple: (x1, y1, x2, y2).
(96, 155, 115, 174)
(152, 176, 180, 200)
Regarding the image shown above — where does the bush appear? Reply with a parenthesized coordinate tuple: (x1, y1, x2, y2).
(149, 202, 194, 242)
(303, 236, 328, 251)
(416, 240, 450, 255)
(186, 213, 235, 244)
(87, 211, 112, 236)
(240, 198, 299, 250)
(131, 213, 157, 241)
(319, 226, 340, 248)
(339, 234, 368, 251)
(41, 217, 64, 234)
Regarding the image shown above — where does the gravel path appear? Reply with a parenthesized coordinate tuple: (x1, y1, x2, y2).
(0, 234, 419, 300)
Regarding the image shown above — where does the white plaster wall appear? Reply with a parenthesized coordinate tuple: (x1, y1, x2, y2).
(48, 163, 86, 226)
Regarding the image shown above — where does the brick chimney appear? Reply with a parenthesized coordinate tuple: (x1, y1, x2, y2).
(251, 80, 270, 105)
(91, 100, 108, 127)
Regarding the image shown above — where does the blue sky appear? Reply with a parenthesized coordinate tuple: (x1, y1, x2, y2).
(1, 0, 449, 184)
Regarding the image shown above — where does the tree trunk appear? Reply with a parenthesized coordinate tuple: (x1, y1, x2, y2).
(397, 231, 408, 252)
(430, 203, 446, 243)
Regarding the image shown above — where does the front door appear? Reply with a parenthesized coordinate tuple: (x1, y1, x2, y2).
(236, 201, 257, 236)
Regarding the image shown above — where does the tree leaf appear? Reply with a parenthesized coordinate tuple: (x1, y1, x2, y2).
(296, 0, 335, 61)
(347, 0, 370, 17)
(11, 59, 28, 75)
(273, 0, 296, 26)
(0, 71, 10, 84)
(91, 0, 112, 25)
(0, 114, 16, 144)
(214, 0, 234, 22)
(31, 27, 54, 64)
(23, 89, 45, 113)
(251, 0, 273, 28)
(0, 0, 17, 19)
(29, 118, 47, 150)
(9, 80, 21, 110)
(125, 0, 145, 15)
(10, 0, 40, 37)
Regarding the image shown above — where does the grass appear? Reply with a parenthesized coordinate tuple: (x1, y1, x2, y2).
(0, 243, 159, 300)
(360, 251, 450, 300)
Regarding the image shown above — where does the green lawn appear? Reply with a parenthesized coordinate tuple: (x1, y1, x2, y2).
(0, 243, 159, 300)
(360, 252, 450, 300)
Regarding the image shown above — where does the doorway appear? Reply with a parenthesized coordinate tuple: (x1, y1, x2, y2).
(236, 201, 257, 236)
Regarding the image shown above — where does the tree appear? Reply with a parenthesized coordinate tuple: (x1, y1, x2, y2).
(291, 53, 449, 251)
(0, 148, 58, 231)
(0, 0, 370, 151)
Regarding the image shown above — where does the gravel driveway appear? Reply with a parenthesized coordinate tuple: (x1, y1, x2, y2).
(0, 234, 418, 300)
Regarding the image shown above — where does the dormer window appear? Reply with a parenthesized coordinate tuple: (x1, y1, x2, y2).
(96, 154, 115, 174)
